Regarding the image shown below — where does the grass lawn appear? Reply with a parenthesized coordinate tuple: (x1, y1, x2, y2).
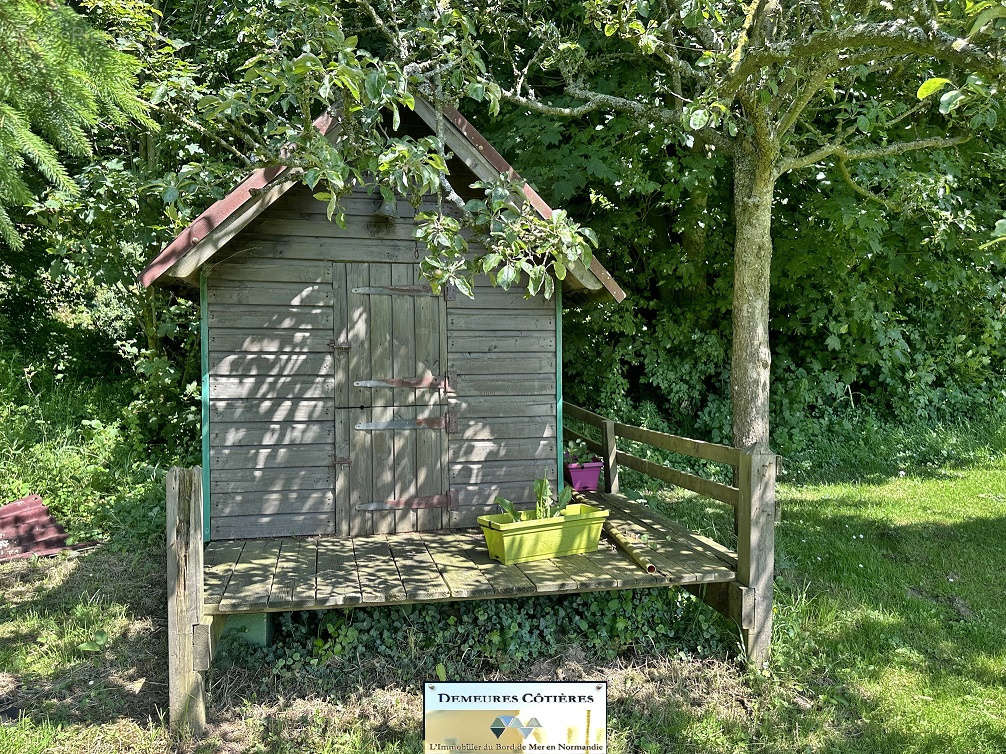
(2, 451, 1004, 753)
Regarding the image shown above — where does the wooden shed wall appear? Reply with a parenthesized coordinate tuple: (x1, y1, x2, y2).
(204, 184, 558, 540)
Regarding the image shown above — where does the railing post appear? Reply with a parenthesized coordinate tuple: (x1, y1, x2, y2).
(601, 419, 619, 494)
(735, 449, 775, 666)
(166, 466, 207, 736)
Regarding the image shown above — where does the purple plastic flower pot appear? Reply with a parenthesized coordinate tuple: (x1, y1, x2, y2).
(565, 461, 604, 491)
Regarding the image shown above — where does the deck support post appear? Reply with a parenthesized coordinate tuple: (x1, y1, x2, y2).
(166, 466, 208, 736)
(735, 449, 776, 665)
(601, 419, 619, 494)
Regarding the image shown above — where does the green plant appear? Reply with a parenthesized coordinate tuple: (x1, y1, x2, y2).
(494, 477, 574, 523)
(534, 477, 573, 520)
(495, 496, 519, 523)
(0, 0, 151, 249)
(565, 438, 599, 465)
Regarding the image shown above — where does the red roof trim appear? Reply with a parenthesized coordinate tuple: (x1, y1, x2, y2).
(140, 104, 625, 302)
(442, 106, 554, 220)
(139, 111, 338, 288)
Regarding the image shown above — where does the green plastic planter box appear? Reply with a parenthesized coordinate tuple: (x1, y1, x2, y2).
(478, 503, 610, 565)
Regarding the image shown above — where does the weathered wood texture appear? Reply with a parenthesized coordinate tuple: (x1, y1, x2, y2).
(446, 277, 556, 525)
(736, 449, 776, 665)
(202, 497, 736, 615)
(166, 467, 207, 735)
(562, 403, 777, 664)
(206, 184, 559, 539)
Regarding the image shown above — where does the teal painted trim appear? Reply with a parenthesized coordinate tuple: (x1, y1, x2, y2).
(555, 286, 564, 493)
(200, 270, 211, 542)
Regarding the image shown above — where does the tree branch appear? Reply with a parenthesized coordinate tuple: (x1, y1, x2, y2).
(837, 156, 901, 211)
(778, 134, 971, 175)
(724, 19, 1004, 97)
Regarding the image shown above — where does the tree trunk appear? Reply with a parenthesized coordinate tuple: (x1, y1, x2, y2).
(730, 147, 776, 451)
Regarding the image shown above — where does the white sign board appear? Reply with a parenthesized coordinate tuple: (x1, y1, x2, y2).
(424, 681, 607, 753)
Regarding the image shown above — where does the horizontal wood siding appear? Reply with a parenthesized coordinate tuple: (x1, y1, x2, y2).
(206, 184, 559, 538)
(206, 199, 339, 539)
(447, 274, 557, 526)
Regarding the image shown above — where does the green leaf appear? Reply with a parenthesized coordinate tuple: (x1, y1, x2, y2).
(970, 6, 1006, 36)
(688, 109, 710, 131)
(436, 662, 447, 681)
(497, 264, 517, 290)
(938, 89, 966, 114)
(917, 77, 953, 100)
(825, 334, 841, 351)
(364, 72, 382, 102)
(992, 219, 1006, 238)
(150, 83, 169, 105)
(466, 82, 485, 102)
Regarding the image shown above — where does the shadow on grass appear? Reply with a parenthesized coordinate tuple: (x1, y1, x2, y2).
(0, 544, 167, 728)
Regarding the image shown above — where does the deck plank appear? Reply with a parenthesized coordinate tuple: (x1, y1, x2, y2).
(515, 558, 578, 592)
(449, 531, 536, 595)
(217, 538, 282, 612)
(269, 538, 318, 608)
(587, 492, 738, 568)
(205, 492, 736, 614)
(352, 535, 407, 602)
(584, 540, 664, 588)
(421, 532, 496, 598)
(605, 513, 733, 584)
(388, 533, 451, 600)
(316, 537, 363, 606)
(204, 540, 244, 605)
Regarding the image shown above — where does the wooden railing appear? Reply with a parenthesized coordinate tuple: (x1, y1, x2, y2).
(563, 403, 776, 664)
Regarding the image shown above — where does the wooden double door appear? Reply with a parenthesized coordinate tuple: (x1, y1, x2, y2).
(334, 262, 450, 536)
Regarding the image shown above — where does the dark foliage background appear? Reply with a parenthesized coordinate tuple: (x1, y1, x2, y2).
(2, 0, 1004, 545)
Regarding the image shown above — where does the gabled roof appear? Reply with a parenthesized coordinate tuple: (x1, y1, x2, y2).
(139, 97, 625, 302)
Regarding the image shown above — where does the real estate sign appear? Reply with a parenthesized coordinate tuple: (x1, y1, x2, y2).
(424, 681, 607, 753)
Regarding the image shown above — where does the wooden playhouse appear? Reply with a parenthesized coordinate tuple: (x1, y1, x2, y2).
(142, 96, 776, 733)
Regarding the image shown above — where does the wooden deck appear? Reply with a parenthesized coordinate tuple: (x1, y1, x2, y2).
(202, 492, 737, 615)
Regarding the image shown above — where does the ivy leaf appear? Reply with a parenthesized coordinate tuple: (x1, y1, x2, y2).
(917, 77, 952, 100)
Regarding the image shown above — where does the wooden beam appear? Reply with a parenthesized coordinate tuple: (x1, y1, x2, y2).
(601, 419, 619, 494)
(166, 467, 207, 736)
(563, 403, 607, 427)
(613, 422, 740, 466)
(615, 450, 740, 507)
(685, 582, 754, 629)
(736, 450, 776, 665)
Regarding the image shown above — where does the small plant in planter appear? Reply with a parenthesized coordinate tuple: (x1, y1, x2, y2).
(564, 439, 604, 492)
(478, 477, 609, 565)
